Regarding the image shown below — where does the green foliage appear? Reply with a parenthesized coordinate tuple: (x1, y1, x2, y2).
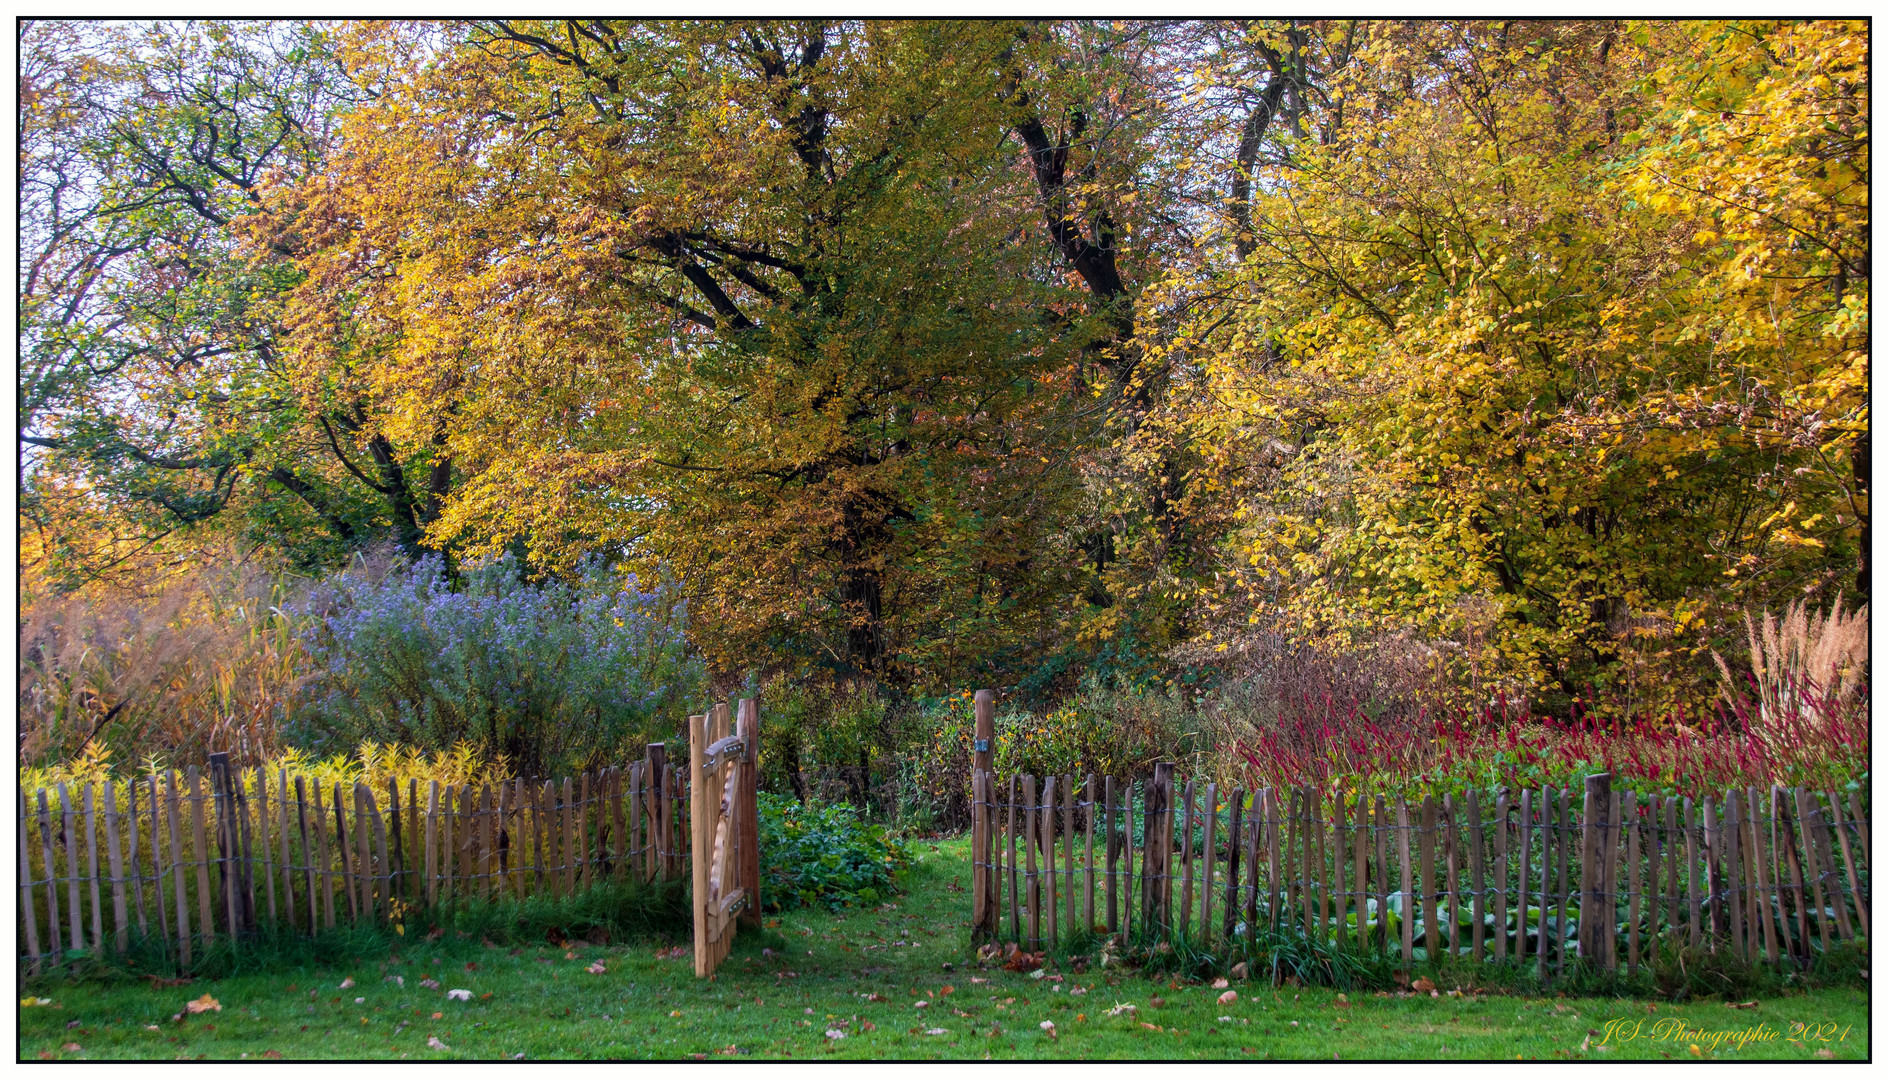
(756, 793, 910, 913)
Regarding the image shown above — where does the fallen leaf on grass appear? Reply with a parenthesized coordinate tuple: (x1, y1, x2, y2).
(587, 961, 606, 974)
(1219, 990, 1238, 1005)
(825, 1029, 846, 1040)
(338, 978, 355, 989)
(428, 1037, 450, 1050)
(262, 1050, 282, 1059)
(446, 989, 472, 1001)
(1212, 978, 1229, 989)
(184, 993, 222, 1015)
(1139, 1022, 1162, 1032)
(924, 1028, 948, 1036)
(1726, 1001, 1759, 1010)
(62, 1043, 82, 1052)
(419, 978, 440, 990)
(1815, 1049, 1836, 1059)
(1412, 977, 1436, 993)
(1105, 1003, 1137, 1017)
(860, 1021, 876, 1032)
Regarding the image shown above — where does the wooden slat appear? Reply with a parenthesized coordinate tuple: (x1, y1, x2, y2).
(1624, 790, 1641, 971)
(1809, 792, 1851, 941)
(1491, 791, 1509, 962)
(105, 783, 129, 952)
(1064, 773, 1076, 940)
(1465, 789, 1484, 962)
(1122, 778, 1136, 942)
(1373, 795, 1389, 955)
(277, 771, 297, 930)
(1288, 788, 1306, 938)
(129, 779, 151, 937)
(1516, 788, 1533, 966)
(294, 776, 318, 930)
(1418, 794, 1438, 960)
(311, 780, 336, 928)
(253, 770, 275, 926)
(1846, 791, 1870, 876)
(1724, 791, 1746, 958)
(371, 785, 392, 924)
(1084, 773, 1096, 934)
(1776, 787, 1810, 962)
(353, 784, 374, 922)
(165, 772, 193, 965)
(387, 778, 406, 907)
(1263, 789, 1281, 934)
(20, 790, 43, 972)
(480, 782, 496, 901)
(1201, 783, 1218, 943)
(1554, 788, 1572, 977)
(1828, 790, 1867, 938)
(58, 783, 84, 951)
(1225, 788, 1244, 938)
(1578, 778, 1601, 964)
(1103, 776, 1117, 935)
(1024, 773, 1040, 950)
(35, 789, 62, 960)
(188, 771, 215, 942)
(405, 778, 420, 904)
(1440, 793, 1458, 960)
(1609, 787, 1625, 969)
(1793, 788, 1831, 951)
(1175, 779, 1193, 941)
(334, 783, 360, 922)
(1703, 795, 1724, 949)
(234, 764, 257, 935)
(577, 771, 592, 893)
(1246, 789, 1261, 932)
(1396, 796, 1415, 962)
(1329, 789, 1344, 947)
(84, 784, 104, 950)
(1742, 788, 1776, 963)
(1006, 774, 1021, 943)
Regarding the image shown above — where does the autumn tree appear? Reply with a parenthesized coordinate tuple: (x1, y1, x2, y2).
(1153, 19, 1867, 709)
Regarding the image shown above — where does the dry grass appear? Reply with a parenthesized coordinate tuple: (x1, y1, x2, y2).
(18, 546, 311, 779)
(1715, 595, 1869, 723)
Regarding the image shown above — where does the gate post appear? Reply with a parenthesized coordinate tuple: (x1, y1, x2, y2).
(736, 697, 762, 928)
(688, 712, 710, 976)
(972, 690, 995, 940)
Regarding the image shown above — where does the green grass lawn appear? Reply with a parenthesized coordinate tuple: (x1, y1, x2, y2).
(21, 836, 1868, 1061)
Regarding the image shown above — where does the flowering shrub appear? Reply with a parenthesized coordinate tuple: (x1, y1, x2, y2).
(1234, 675, 1868, 801)
(295, 552, 705, 776)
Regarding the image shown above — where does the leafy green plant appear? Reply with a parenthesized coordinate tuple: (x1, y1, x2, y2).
(756, 793, 909, 913)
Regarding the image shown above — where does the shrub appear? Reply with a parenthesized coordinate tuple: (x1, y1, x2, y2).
(755, 792, 909, 912)
(295, 551, 704, 777)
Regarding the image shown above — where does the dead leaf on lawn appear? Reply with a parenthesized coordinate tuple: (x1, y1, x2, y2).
(184, 993, 222, 1015)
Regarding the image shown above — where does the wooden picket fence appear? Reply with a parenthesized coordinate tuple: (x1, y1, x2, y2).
(18, 743, 694, 974)
(969, 764, 1871, 973)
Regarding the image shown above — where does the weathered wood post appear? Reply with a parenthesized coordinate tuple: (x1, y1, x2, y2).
(972, 689, 995, 940)
(1579, 772, 1612, 968)
(737, 697, 762, 927)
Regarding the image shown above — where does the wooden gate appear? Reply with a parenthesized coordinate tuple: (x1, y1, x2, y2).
(690, 699, 759, 977)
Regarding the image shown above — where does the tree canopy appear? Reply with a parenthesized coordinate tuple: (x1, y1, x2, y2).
(20, 18, 1867, 710)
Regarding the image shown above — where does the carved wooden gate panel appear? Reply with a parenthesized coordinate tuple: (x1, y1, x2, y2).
(690, 700, 756, 977)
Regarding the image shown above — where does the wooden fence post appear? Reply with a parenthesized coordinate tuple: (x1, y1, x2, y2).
(737, 697, 762, 926)
(1579, 773, 1611, 967)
